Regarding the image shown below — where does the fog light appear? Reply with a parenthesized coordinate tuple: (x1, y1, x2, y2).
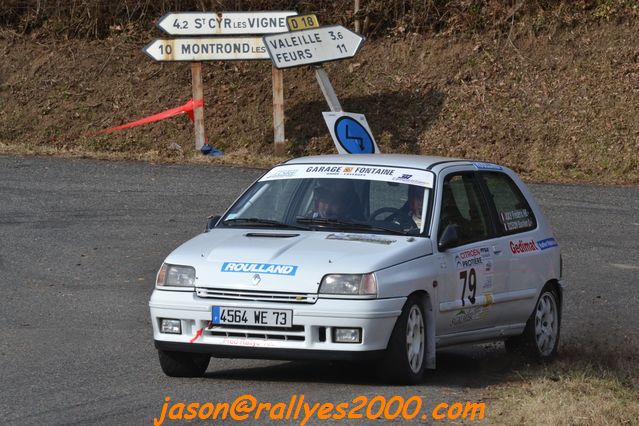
(161, 319, 182, 334)
(333, 328, 361, 343)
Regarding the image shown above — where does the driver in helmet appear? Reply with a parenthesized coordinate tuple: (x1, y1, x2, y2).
(382, 185, 424, 232)
(312, 185, 351, 220)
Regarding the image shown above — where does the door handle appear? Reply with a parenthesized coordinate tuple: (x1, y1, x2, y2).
(492, 245, 502, 255)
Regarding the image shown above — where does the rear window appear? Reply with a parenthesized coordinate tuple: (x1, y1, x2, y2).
(480, 172, 536, 234)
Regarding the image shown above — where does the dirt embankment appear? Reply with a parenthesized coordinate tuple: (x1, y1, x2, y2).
(0, 20, 638, 184)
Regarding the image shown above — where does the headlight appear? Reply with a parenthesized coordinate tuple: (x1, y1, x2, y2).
(319, 273, 377, 297)
(156, 263, 196, 289)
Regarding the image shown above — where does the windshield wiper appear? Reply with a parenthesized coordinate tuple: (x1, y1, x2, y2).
(296, 217, 406, 235)
(223, 218, 309, 230)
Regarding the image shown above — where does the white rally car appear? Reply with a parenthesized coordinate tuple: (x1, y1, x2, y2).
(150, 154, 563, 384)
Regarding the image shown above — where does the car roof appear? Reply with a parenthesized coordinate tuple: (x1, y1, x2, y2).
(284, 154, 470, 171)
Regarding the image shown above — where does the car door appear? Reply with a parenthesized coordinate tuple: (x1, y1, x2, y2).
(477, 171, 545, 326)
(434, 169, 509, 336)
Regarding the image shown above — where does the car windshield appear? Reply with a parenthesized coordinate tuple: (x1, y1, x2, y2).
(220, 164, 433, 236)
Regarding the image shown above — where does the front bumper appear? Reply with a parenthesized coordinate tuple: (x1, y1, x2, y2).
(154, 341, 387, 361)
(150, 289, 406, 358)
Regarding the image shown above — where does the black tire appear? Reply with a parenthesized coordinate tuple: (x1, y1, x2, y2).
(377, 295, 427, 385)
(505, 287, 560, 360)
(158, 349, 210, 377)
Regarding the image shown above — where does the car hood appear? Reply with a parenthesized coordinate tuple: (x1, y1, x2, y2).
(164, 228, 433, 293)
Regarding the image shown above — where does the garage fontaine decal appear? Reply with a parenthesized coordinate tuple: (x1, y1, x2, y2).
(259, 164, 435, 188)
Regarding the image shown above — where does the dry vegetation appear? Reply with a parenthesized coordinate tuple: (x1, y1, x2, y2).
(487, 339, 639, 425)
(2, 0, 639, 39)
(0, 1, 638, 184)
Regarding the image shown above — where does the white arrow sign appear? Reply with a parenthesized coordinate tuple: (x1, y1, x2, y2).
(263, 25, 365, 69)
(143, 37, 269, 61)
(156, 11, 297, 36)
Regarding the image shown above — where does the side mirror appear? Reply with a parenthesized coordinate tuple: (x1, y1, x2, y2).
(205, 215, 221, 232)
(438, 224, 461, 251)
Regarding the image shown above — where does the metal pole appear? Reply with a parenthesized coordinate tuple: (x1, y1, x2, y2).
(272, 65, 286, 155)
(190, 62, 205, 151)
(314, 66, 343, 112)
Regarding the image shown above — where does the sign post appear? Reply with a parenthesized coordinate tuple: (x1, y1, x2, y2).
(279, 16, 351, 113)
(190, 63, 205, 150)
(354, 0, 361, 33)
(263, 21, 378, 154)
(263, 25, 363, 112)
(144, 11, 297, 153)
(314, 66, 343, 112)
(272, 66, 285, 154)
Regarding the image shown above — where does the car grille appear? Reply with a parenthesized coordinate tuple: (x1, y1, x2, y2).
(196, 288, 318, 304)
(205, 324, 306, 342)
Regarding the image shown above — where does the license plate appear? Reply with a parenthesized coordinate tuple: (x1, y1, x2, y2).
(212, 306, 292, 328)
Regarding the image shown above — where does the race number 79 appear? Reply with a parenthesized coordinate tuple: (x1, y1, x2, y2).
(460, 268, 477, 306)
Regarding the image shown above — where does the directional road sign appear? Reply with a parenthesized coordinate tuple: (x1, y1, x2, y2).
(156, 11, 297, 36)
(263, 25, 365, 69)
(322, 112, 380, 154)
(143, 37, 269, 61)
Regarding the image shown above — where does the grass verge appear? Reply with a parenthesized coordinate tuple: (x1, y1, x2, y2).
(0, 141, 281, 170)
(486, 340, 639, 425)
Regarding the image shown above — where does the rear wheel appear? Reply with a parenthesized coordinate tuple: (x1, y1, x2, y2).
(158, 349, 210, 377)
(378, 295, 426, 385)
(505, 287, 560, 360)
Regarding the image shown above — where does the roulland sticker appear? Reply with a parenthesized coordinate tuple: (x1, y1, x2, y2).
(221, 262, 298, 276)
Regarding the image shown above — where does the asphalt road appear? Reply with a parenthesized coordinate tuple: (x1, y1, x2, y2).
(1, 155, 638, 425)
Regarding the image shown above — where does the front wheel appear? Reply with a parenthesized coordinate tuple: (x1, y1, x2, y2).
(378, 295, 426, 385)
(505, 287, 560, 360)
(158, 349, 210, 377)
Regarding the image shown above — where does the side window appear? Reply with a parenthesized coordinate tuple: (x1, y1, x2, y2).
(438, 173, 491, 246)
(480, 172, 536, 234)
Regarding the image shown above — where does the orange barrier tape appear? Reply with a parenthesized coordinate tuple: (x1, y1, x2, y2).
(97, 99, 204, 134)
